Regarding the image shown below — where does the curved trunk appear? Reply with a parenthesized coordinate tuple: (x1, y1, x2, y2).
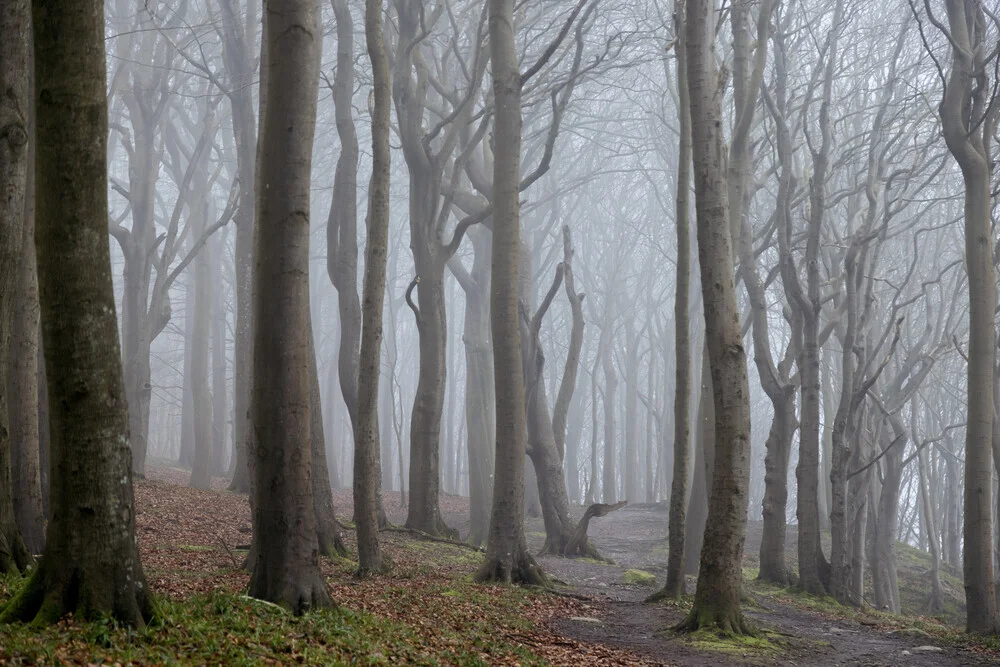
(677, 0, 754, 634)
(354, 0, 392, 573)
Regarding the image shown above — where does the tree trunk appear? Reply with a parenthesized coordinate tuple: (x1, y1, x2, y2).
(624, 320, 639, 501)
(189, 171, 214, 490)
(221, 0, 258, 495)
(211, 235, 228, 475)
(601, 321, 617, 503)
(453, 227, 495, 547)
(937, 0, 999, 635)
(0, 0, 32, 575)
(660, 3, 691, 598)
(476, 0, 544, 584)
(247, 0, 331, 613)
(7, 33, 44, 556)
(179, 276, 196, 468)
(354, 0, 392, 574)
(1, 0, 155, 624)
(309, 328, 347, 560)
(676, 0, 753, 634)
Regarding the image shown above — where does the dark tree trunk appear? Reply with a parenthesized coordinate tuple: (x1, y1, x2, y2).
(7, 33, 44, 556)
(247, 0, 331, 613)
(2, 0, 155, 624)
(0, 0, 32, 575)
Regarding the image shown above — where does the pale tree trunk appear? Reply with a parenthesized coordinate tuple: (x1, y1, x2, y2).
(450, 227, 495, 547)
(918, 431, 944, 613)
(936, 0, 999, 635)
(308, 328, 347, 560)
(658, 3, 691, 599)
(600, 317, 617, 503)
(683, 359, 711, 575)
(476, 0, 544, 584)
(211, 234, 228, 475)
(354, 0, 392, 574)
(677, 0, 753, 634)
(328, 0, 360, 424)
(1, 0, 155, 624)
(179, 277, 195, 468)
(248, 0, 331, 613)
(220, 0, 258, 494)
(0, 0, 32, 574)
(189, 155, 214, 490)
(624, 320, 639, 501)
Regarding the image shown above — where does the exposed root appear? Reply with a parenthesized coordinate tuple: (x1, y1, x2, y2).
(247, 570, 333, 616)
(475, 551, 548, 586)
(674, 606, 756, 636)
(381, 526, 485, 553)
(0, 560, 159, 628)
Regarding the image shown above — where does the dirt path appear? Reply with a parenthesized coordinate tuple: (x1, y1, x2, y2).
(526, 503, 991, 666)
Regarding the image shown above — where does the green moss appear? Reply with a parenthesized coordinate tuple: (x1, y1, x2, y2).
(684, 627, 782, 662)
(622, 569, 657, 587)
(1, 584, 546, 665)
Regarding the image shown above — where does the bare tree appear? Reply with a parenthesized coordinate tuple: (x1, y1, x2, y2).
(353, 0, 394, 576)
(931, 0, 1000, 635)
(676, 0, 754, 634)
(476, 0, 545, 585)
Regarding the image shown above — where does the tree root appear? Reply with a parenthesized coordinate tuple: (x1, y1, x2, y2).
(674, 606, 756, 636)
(381, 526, 485, 553)
(475, 551, 548, 586)
(0, 560, 159, 628)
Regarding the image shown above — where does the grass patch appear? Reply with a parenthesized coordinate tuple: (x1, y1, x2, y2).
(622, 569, 657, 587)
(0, 576, 547, 666)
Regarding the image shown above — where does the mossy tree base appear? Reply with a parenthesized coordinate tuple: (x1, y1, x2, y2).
(247, 569, 333, 616)
(0, 558, 158, 628)
(475, 550, 548, 586)
(674, 605, 756, 636)
(0, 531, 32, 575)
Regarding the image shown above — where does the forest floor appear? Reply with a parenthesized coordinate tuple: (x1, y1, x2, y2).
(0, 467, 997, 666)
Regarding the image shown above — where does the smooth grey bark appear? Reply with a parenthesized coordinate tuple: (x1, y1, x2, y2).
(476, 0, 544, 585)
(449, 227, 495, 547)
(676, 0, 753, 634)
(1, 0, 155, 625)
(354, 0, 392, 575)
(220, 0, 258, 494)
(936, 0, 999, 635)
(211, 234, 228, 475)
(247, 0, 331, 613)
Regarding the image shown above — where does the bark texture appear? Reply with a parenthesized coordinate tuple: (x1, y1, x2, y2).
(0, 0, 32, 575)
(2, 0, 155, 625)
(247, 0, 331, 613)
(354, 0, 393, 575)
(676, 0, 753, 635)
(476, 0, 544, 585)
(937, 0, 999, 635)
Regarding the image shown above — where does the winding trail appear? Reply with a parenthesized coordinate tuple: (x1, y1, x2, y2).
(514, 503, 992, 666)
